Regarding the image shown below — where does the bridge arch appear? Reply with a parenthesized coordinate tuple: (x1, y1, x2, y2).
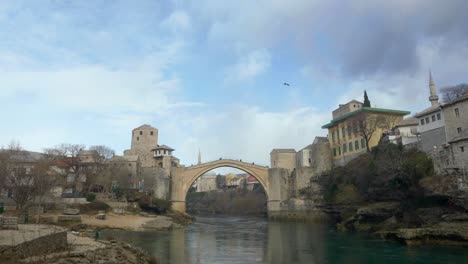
(170, 159, 270, 212)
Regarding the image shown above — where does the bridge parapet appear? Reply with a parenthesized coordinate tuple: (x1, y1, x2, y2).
(187, 158, 269, 169)
(171, 158, 271, 213)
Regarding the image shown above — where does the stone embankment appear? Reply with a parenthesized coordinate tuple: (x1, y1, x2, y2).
(0, 225, 156, 264)
(331, 201, 468, 246)
(24, 235, 156, 264)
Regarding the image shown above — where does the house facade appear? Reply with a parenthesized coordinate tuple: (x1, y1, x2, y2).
(322, 100, 409, 166)
(441, 94, 468, 170)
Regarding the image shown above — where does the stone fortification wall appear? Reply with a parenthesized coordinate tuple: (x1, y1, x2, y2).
(125, 125, 158, 168)
(141, 167, 170, 199)
(270, 151, 297, 172)
(419, 127, 447, 153)
(294, 141, 331, 193)
(267, 168, 290, 215)
(309, 141, 332, 175)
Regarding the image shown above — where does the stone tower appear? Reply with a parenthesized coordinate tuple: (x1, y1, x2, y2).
(124, 124, 158, 167)
(429, 70, 439, 106)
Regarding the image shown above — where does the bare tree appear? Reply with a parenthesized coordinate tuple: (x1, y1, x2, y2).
(440, 83, 468, 103)
(83, 145, 116, 193)
(0, 142, 53, 210)
(44, 144, 117, 194)
(352, 112, 401, 152)
(89, 145, 115, 160)
(44, 144, 85, 194)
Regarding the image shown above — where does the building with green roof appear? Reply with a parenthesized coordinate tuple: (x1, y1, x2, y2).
(322, 97, 410, 166)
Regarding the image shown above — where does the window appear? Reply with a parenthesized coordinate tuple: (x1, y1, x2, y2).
(139, 131, 143, 135)
(437, 113, 441, 120)
(347, 125, 352, 137)
(431, 115, 435, 122)
(421, 119, 425, 125)
(164, 150, 167, 155)
(361, 138, 366, 149)
(337, 129, 340, 139)
(355, 140, 359, 150)
(338, 147, 341, 155)
(461, 146, 465, 153)
(342, 127, 346, 138)
(308, 158, 311, 164)
(128, 163, 132, 167)
(343, 144, 347, 153)
(455, 108, 460, 117)
(349, 142, 353, 152)
(457, 127, 462, 134)
(332, 132, 336, 142)
(137, 136, 139, 141)
(333, 148, 337, 157)
(150, 131, 154, 135)
(425, 117, 429, 124)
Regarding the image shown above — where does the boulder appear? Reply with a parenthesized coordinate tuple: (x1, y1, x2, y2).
(96, 213, 106, 220)
(113, 208, 125, 214)
(380, 222, 468, 246)
(356, 202, 400, 222)
(442, 213, 468, 222)
(63, 208, 80, 215)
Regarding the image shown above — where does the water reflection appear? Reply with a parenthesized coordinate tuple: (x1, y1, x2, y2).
(102, 215, 468, 264)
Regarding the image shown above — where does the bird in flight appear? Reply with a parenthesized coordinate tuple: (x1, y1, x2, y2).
(283, 83, 290, 86)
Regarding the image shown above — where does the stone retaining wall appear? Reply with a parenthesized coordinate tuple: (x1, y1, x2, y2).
(0, 227, 67, 260)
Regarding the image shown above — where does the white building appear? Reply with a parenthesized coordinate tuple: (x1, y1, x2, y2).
(384, 117, 419, 147)
(414, 72, 446, 153)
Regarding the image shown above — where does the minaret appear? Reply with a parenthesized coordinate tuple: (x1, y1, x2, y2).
(198, 149, 201, 165)
(429, 70, 439, 106)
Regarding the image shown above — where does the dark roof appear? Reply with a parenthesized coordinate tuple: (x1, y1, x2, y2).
(322, 107, 410, 129)
(347, 100, 363, 105)
(440, 93, 468, 107)
(133, 124, 157, 130)
(313, 136, 329, 144)
(414, 105, 441, 118)
(152, 144, 174, 151)
(395, 117, 419, 127)
(270, 149, 296, 153)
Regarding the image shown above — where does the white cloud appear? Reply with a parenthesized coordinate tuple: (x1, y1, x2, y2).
(226, 49, 271, 82)
(161, 10, 192, 33)
(160, 105, 330, 166)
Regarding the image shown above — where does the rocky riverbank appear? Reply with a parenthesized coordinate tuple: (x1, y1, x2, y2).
(56, 211, 193, 232)
(324, 175, 468, 247)
(309, 146, 468, 247)
(1, 211, 193, 263)
(330, 200, 468, 246)
(19, 234, 156, 264)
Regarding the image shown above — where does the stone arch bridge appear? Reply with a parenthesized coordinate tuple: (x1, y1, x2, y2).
(170, 159, 286, 213)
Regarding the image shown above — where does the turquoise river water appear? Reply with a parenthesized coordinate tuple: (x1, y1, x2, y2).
(102, 215, 468, 264)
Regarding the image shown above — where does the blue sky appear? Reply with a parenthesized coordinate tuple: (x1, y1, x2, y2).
(1, 0, 468, 166)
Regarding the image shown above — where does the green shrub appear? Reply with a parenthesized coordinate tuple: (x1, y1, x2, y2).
(86, 193, 96, 202)
(79, 200, 110, 213)
(152, 198, 171, 213)
(138, 196, 171, 214)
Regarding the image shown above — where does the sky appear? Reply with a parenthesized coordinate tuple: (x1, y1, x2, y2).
(1, 0, 467, 167)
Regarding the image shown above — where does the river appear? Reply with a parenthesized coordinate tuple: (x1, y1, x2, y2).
(102, 215, 468, 264)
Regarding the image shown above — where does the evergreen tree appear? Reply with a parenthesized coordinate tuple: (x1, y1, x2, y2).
(363, 90, 371, 107)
